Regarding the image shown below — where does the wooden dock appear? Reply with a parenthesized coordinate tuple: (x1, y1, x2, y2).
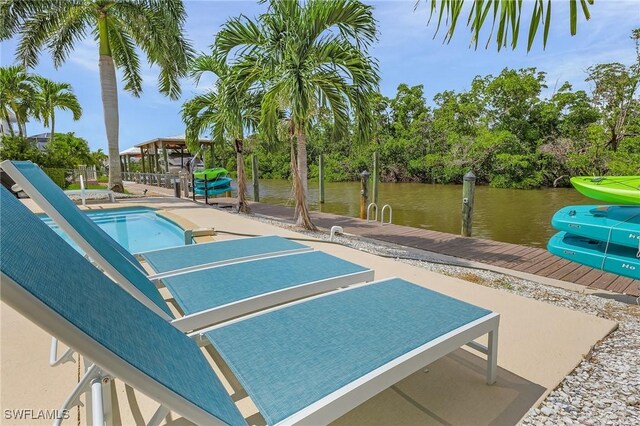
(211, 198, 640, 297)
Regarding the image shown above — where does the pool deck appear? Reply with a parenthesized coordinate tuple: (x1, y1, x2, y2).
(1, 195, 618, 425)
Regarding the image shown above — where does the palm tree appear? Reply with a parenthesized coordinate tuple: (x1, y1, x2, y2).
(33, 76, 82, 144)
(3, 0, 193, 192)
(422, 0, 593, 51)
(216, 0, 379, 228)
(0, 65, 35, 137)
(182, 54, 261, 213)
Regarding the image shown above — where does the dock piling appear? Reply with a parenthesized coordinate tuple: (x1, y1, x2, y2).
(319, 154, 325, 204)
(462, 171, 476, 237)
(252, 154, 260, 202)
(360, 170, 370, 219)
(372, 151, 379, 206)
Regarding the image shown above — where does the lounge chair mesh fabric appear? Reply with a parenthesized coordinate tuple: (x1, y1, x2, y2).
(0, 188, 246, 426)
(8, 161, 173, 317)
(141, 235, 307, 273)
(207, 279, 491, 424)
(162, 251, 368, 315)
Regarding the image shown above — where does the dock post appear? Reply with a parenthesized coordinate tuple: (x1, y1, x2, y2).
(252, 154, 260, 202)
(372, 151, 379, 206)
(204, 175, 209, 205)
(461, 171, 476, 237)
(191, 173, 196, 202)
(360, 170, 370, 219)
(319, 154, 325, 204)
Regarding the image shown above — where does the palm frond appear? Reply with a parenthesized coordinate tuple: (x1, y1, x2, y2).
(16, 1, 78, 68)
(113, 0, 194, 99)
(304, 0, 377, 49)
(215, 15, 266, 58)
(106, 18, 143, 96)
(48, 4, 91, 68)
(422, 0, 593, 52)
(0, 0, 49, 40)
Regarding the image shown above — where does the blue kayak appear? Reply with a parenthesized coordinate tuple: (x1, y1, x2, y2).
(551, 205, 640, 249)
(547, 232, 639, 279)
(194, 185, 231, 196)
(194, 177, 233, 190)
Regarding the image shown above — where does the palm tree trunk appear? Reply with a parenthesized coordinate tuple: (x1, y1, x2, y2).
(291, 135, 316, 230)
(2, 107, 15, 136)
(235, 139, 249, 213)
(49, 112, 55, 144)
(99, 54, 123, 192)
(296, 130, 308, 199)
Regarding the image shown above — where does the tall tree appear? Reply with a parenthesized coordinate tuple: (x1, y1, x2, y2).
(421, 0, 594, 51)
(585, 31, 640, 151)
(4, 0, 194, 192)
(215, 0, 379, 228)
(33, 76, 82, 144)
(182, 54, 261, 213)
(0, 65, 35, 136)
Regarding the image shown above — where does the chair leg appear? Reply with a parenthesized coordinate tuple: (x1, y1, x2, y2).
(54, 364, 99, 426)
(486, 329, 498, 385)
(49, 337, 76, 367)
(91, 378, 105, 426)
(147, 406, 170, 426)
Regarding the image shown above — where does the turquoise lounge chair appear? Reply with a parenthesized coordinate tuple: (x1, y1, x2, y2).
(1, 189, 500, 425)
(0, 183, 373, 331)
(1, 161, 374, 331)
(1, 160, 313, 280)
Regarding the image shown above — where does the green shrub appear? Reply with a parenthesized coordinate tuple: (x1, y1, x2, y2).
(43, 167, 70, 189)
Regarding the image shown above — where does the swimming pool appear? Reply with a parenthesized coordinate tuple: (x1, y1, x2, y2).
(40, 207, 185, 254)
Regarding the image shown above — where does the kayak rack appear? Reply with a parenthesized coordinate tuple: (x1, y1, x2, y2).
(366, 203, 392, 225)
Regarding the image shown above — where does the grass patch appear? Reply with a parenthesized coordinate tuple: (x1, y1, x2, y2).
(449, 271, 515, 291)
(494, 277, 514, 290)
(455, 272, 486, 285)
(67, 183, 108, 190)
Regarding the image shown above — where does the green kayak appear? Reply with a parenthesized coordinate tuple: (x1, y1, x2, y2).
(192, 168, 228, 180)
(570, 176, 640, 205)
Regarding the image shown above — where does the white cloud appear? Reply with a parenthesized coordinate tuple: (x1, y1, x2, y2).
(68, 37, 98, 71)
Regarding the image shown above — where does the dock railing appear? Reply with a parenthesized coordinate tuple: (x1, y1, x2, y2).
(121, 171, 186, 189)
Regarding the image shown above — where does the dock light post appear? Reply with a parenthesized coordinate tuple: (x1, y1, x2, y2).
(360, 170, 370, 219)
(462, 171, 476, 237)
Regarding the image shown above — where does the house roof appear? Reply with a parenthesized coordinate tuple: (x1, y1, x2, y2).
(133, 135, 213, 150)
(28, 132, 52, 139)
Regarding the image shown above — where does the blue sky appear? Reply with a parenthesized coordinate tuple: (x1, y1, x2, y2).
(1, 0, 638, 152)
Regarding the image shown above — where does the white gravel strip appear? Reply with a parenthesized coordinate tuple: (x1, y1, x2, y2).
(66, 192, 138, 202)
(227, 210, 640, 426)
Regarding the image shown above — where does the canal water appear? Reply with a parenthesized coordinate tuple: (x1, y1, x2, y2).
(251, 179, 595, 248)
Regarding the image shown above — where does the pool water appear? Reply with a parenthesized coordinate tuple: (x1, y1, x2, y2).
(40, 207, 185, 254)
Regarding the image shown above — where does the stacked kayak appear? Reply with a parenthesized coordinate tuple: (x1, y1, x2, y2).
(570, 176, 640, 205)
(552, 205, 640, 248)
(193, 168, 228, 181)
(548, 205, 640, 279)
(192, 168, 232, 196)
(548, 233, 639, 278)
